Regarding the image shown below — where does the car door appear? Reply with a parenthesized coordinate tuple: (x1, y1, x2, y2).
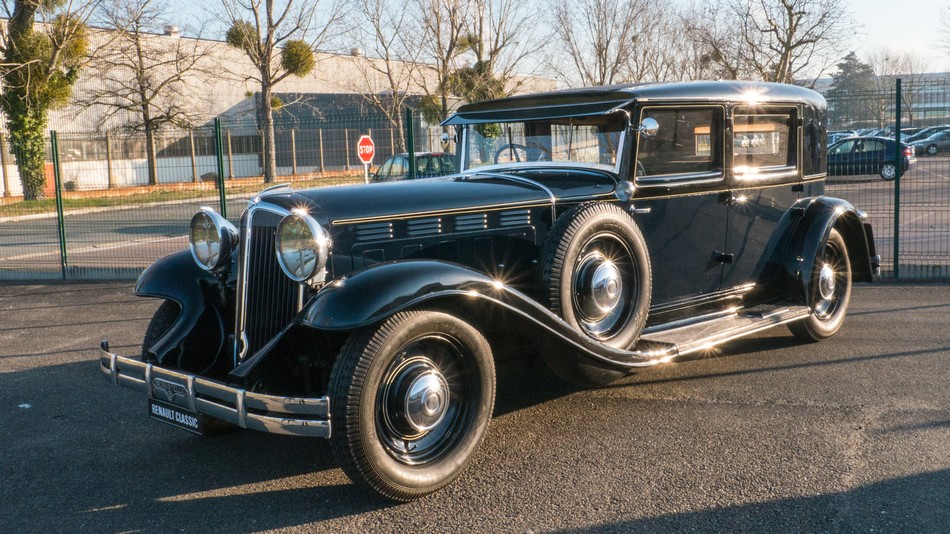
(633, 104, 729, 316)
(828, 139, 856, 175)
(721, 105, 802, 292)
(857, 139, 886, 172)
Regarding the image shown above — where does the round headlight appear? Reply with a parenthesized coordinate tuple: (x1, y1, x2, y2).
(189, 207, 238, 272)
(276, 211, 329, 282)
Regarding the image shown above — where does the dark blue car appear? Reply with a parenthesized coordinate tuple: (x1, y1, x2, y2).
(827, 136, 915, 181)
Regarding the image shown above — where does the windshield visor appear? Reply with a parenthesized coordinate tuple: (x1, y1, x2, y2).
(462, 114, 627, 173)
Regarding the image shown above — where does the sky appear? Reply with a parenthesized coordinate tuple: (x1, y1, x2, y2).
(848, 0, 947, 72)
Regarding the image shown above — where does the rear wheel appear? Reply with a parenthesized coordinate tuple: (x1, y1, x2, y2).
(789, 229, 852, 342)
(879, 162, 897, 181)
(328, 310, 495, 501)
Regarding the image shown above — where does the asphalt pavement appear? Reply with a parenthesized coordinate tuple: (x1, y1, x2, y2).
(0, 282, 948, 532)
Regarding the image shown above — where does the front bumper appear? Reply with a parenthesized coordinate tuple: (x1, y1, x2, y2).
(98, 341, 330, 438)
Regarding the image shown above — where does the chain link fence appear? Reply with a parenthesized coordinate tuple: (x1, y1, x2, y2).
(2, 80, 949, 280)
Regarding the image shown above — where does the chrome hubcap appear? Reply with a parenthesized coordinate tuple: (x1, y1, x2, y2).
(818, 263, 836, 301)
(575, 254, 623, 319)
(404, 370, 450, 432)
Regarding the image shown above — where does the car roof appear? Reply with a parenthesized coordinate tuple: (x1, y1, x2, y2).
(443, 81, 825, 126)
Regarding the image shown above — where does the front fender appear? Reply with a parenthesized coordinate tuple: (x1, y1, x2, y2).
(300, 260, 677, 369)
(134, 250, 229, 366)
(772, 196, 874, 305)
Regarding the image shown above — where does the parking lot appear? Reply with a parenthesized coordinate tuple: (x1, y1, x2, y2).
(1, 281, 947, 532)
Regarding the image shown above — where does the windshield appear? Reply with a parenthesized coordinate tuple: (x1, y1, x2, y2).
(461, 113, 627, 173)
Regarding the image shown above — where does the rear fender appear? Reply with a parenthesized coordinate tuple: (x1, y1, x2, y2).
(770, 197, 874, 305)
(135, 250, 231, 366)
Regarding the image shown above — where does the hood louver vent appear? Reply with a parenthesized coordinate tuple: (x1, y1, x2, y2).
(407, 217, 442, 237)
(354, 222, 394, 242)
(454, 213, 488, 232)
(499, 209, 531, 227)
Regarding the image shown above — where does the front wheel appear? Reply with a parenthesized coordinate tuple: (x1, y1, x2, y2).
(879, 162, 897, 181)
(328, 310, 495, 501)
(926, 144, 939, 156)
(789, 228, 852, 342)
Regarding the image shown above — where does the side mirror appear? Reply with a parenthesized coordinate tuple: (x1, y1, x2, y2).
(638, 118, 659, 137)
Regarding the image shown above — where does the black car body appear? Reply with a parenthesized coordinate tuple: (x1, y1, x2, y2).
(827, 136, 915, 180)
(371, 152, 456, 182)
(100, 81, 879, 501)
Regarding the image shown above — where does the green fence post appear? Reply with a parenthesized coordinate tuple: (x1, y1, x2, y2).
(50, 131, 68, 280)
(892, 79, 902, 279)
(405, 108, 415, 180)
(214, 118, 228, 218)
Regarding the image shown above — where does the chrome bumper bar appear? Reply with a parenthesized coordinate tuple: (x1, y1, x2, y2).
(98, 340, 330, 438)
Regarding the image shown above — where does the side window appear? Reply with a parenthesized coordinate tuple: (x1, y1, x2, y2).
(391, 156, 408, 176)
(733, 106, 797, 178)
(803, 105, 826, 177)
(377, 159, 393, 177)
(859, 140, 885, 153)
(830, 140, 855, 155)
(637, 107, 723, 179)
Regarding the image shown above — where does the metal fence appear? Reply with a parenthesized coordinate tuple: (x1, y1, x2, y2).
(0, 111, 449, 279)
(2, 81, 950, 281)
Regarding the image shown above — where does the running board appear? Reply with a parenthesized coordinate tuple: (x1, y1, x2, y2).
(639, 305, 811, 358)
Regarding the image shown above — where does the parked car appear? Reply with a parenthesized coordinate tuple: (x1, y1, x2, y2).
(911, 130, 950, 156)
(371, 151, 456, 182)
(902, 125, 950, 145)
(828, 131, 856, 145)
(99, 81, 879, 501)
(827, 136, 915, 180)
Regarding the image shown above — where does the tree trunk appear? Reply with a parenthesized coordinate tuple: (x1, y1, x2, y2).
(144, 128, 158, 186)
(261, 81, 277, 183)
(9, 111, 48, 201)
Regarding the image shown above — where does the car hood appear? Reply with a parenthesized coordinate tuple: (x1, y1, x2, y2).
(260, 168, 618, 226)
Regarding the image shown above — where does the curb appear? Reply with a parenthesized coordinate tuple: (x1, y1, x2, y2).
(0, 194, 253, 224)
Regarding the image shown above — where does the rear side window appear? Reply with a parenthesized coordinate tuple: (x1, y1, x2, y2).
(637, 107, 723, 179)
(803, 105, 826, 177)
(857, 139, 885, 153)
(733, 106, 797, 178)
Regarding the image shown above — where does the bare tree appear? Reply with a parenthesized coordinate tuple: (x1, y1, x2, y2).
(458, 0, 540, 98)
(865, 48, 931, 126)
(416, 0, 469, 123)
(80, 0, 213, 185)
(350, 0, 420, 151)
(687, 0, 853, 85)
(222, 0, 346, 182)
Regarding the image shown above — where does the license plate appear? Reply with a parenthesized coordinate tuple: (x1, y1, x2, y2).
(148, 399, 204, 435)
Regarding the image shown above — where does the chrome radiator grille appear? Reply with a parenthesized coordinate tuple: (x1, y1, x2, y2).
(237, 207, 300, 360)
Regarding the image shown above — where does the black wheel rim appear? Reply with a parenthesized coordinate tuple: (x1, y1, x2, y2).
(814, 239, 847, 320)
(570, 232, 638, 340)
(376, 334, 476, 465)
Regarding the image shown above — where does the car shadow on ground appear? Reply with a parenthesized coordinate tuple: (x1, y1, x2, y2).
(556, 469, 950, 533)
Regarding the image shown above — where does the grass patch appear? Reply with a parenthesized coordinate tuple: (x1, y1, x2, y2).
(0, 175, 364, 217)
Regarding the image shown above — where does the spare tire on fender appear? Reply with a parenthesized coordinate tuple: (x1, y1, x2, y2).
(539, 201, 652, 386)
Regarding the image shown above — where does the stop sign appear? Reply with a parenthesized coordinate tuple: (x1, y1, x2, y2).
(357, 135, 375, 164)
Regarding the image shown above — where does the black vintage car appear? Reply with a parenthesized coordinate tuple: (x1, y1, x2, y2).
(100, 81, 879, 501)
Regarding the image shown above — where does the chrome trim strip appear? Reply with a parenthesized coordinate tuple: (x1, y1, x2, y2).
(636, 171, 724, 188)
(144, 363, 153, 398)
(331, 200, 550, 226)
(100, 343, 330, 438)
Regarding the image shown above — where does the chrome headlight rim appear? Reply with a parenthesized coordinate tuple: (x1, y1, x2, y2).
(275, 210, 329, 283)
(189, 207, 239, 272)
